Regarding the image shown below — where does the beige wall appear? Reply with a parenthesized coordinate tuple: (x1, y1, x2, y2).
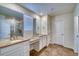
(47, 15, 52, 44)
(64, 13, 74, 49)
(51, 12, 74, 49)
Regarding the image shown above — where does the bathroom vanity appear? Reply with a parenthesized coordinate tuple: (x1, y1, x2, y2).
(0, 6, 50, 56)
(30, 35, 48, 52)
(30, 15, 49, 52)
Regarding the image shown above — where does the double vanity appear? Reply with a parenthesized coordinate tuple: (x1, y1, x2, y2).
(0, 14, 49, 56)
(0, 6, 49, 56)
(30, 35, 48, 52)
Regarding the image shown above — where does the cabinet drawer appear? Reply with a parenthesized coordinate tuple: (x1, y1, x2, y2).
(1, 43, 23, 54)
(1, 47, 23, 56)
(1, 41, 29, 55)
(1, 42, 29, 56)
(1, 47, 29, 56)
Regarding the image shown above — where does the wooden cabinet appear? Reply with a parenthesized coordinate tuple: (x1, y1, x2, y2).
(41, 36, 47, 48)
(31, 15, 49, 51)
(36, 17, 41, 34)
(0, 41, 29, 56)
(35, 15, 48, 35)
(41, 16, 48, 35)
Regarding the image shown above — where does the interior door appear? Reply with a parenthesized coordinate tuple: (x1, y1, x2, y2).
(55, 20, 64, 45)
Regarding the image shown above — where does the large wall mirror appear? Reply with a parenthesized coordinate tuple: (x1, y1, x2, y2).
(0, 6, 23, 41)
(0, 15, 23, 40)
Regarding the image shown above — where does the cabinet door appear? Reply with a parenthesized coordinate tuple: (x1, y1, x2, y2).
(39, 37, 43, 50)
(47, 35, 50, 46)
(39, 36, 47, 50)
(41, 16, 48, 35)
(36, 17, 41, 34)
(42, 36, 47, 47)
(0, 41, 29, 56)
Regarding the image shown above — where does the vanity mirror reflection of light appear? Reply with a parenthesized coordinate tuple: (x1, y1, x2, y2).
(24, 15, 33, 39)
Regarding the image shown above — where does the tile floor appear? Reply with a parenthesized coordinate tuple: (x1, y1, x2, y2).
(30, 44, 78, 56)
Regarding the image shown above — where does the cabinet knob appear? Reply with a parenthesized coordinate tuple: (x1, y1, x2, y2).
(76, 35, 79, 38)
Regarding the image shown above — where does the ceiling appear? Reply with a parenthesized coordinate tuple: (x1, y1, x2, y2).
(19, 3, 76, 16)
(0, 6, 23, 18)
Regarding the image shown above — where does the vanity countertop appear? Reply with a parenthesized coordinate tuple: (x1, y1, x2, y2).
(30, 34, 47, 44)
(0, 34, 47, 48)
(30, 36, 39, 44)
(0, 37, 29, 48)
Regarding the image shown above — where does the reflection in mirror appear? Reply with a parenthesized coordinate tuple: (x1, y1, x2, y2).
(0, 15, 23, 41)
(0, 15, 10, 40)
(10, 18, 23, 40)
(9, 17, 23, 40)
(33, 18, 36, 36)
(24, 15, 33, 38)
(0, 6, 23, 41)
(33, 17, 41, 36)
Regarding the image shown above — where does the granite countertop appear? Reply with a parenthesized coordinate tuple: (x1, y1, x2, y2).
(30, 34, 47, 44)
(0, 34, 47, 48)
(0, 37, 29, 48)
